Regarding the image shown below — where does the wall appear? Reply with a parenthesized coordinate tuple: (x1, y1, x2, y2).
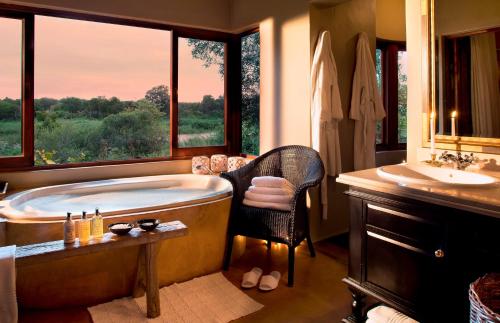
(2, 0, 231, 30)
(309, 0, 376, 240)
(376, 0, 405, 41)
(435, 0, 500, 35)
(231, 0, 312, 152)
(406, 0, 500, 166)
(405, 0, 424, 164)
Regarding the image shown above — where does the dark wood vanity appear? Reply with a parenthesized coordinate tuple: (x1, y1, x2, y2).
(338, 172, 500, 323)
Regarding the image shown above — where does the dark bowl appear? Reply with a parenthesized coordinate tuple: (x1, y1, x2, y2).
(137, 218, 160, 231)
(108, 222, 134, 235)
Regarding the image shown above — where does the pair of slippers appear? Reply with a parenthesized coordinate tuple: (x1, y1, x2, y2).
(241, 267, 281, 291)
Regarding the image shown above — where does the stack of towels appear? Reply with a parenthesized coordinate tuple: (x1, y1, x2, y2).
(243, 176, 296, 211)
(366, 305, 419, 323)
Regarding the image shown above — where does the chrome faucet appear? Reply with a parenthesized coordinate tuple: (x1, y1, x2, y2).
(439, 151, 478, 170)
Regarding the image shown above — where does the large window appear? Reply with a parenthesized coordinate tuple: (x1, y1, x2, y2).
(375, 39, 407, 150)
(241, 31, 260, 156)
(0, 6, 254, 170)
(34, 16, 171, 165)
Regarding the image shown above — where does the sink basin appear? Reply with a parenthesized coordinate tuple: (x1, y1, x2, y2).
(377, 164, 498, 187)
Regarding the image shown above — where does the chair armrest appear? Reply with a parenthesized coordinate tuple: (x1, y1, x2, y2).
(289, 164, 324, 213)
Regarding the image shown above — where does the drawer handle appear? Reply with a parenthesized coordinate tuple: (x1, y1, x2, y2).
(434, 249, 445, 258)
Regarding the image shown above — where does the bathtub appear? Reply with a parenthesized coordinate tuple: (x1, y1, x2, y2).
(0, 174, 245, 309)
(0, 174, 232, 221)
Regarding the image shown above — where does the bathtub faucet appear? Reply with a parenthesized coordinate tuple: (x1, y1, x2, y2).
(195, 165, 214, 175)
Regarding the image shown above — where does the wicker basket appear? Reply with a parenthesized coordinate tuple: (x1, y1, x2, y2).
(470, 273, 500, 322)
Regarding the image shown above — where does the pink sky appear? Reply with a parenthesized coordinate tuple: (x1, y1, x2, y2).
(0, 16, 223, 102)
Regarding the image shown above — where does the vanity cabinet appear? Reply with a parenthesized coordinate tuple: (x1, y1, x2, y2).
(343, 188, 500, 323)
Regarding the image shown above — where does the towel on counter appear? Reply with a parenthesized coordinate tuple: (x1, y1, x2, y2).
(367, 305, 419, 323)
(242, 199, 292, 211)
(244, 191, 292, 204)
(247, 185, 294, 196)
(0, 245, 17, 323)
(250, 176, 296, 191)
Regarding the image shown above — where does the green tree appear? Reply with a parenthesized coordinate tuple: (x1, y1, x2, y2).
(145, 85, 170, 115)
(35, 97, 58, 112)
(0, 98, 21, 120)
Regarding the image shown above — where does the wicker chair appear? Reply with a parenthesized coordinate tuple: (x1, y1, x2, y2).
(220, 145, 325, 286)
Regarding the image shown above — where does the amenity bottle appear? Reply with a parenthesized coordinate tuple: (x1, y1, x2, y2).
(91, 208, 104, 239)
(78, 211, 91, 243)
(63, 212, 76, 244)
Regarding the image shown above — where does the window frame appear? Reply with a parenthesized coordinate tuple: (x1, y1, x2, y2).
(376, 38, 407, 151)
(0, 10, 34, 169)
(0, 4, 245, 171)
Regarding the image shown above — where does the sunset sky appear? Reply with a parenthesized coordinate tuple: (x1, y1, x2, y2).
(0, 16, 224, 102)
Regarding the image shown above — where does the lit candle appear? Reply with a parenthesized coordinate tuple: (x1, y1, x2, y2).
(430, 111, 436, 154)
(451, 110, 457, 137)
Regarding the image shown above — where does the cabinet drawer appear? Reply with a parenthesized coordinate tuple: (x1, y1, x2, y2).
(366, 232, 444, 309)
(366, 203, 444, 250)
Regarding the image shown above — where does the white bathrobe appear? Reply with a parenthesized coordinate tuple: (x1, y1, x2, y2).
(311, 30, 343, 220)
(350, 32, 386, 170)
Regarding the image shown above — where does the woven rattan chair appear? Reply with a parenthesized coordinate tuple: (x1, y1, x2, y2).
(221, 145, 325, 286)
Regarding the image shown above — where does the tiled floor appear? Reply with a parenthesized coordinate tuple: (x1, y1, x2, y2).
(19, 237, 352, 323)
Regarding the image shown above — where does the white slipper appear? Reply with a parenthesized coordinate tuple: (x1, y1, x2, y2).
(258, 271, 281, 291)
(241, 267, 263, 288)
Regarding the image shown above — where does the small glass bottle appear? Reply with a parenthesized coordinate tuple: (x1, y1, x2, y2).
(78, 211, 91, 243)
(91, 208, 104, 239)
(63, 212, 76, 244)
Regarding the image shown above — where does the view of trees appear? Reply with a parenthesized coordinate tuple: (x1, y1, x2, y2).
(187, 33, 260, 155)
(0, 32, 260, 163)
(0, 88, 224, 164)
(375, 48, 408, 145)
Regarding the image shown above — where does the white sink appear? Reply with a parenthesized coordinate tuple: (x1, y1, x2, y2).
(377, 164, 498, 187)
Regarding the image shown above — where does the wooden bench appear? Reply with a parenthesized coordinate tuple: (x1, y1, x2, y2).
(15, 220, 188, 318)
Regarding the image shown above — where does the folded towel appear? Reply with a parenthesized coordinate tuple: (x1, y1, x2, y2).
(251, 176, 295, 190)
(367, 305, 419, 323)
(248, 185, 295, 195)
(244, 191, 292, 204)
(243, 198, 292, 211)
(0, 245, 17, 323)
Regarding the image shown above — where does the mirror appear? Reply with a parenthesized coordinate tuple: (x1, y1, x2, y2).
(430, 0, 500, 142)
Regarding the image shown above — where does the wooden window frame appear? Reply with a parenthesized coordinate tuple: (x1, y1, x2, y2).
(376, 38, 407, 152)
(0, 3, 245, 172)
(0, 10, 34, 169)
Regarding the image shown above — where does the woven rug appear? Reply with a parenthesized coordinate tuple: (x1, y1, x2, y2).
(89, 272, 263, 323)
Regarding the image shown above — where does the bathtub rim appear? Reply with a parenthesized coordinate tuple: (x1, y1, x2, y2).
(0, 174, 233, 222)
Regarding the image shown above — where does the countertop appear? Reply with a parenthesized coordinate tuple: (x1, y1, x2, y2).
(336, 166, 500, 218)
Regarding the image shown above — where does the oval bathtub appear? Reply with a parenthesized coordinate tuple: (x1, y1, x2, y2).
(0, 174, 245, 309)
(0, 174, 232, 221)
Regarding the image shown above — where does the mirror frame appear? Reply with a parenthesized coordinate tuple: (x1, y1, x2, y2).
(422, 0, 500, 154)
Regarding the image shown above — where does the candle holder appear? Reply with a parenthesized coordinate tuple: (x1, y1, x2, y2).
(192, 156, 210, 175)
(424, 153, 443, 167)
(228, 157, 246, 171)
(210, 154, 228, 173)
